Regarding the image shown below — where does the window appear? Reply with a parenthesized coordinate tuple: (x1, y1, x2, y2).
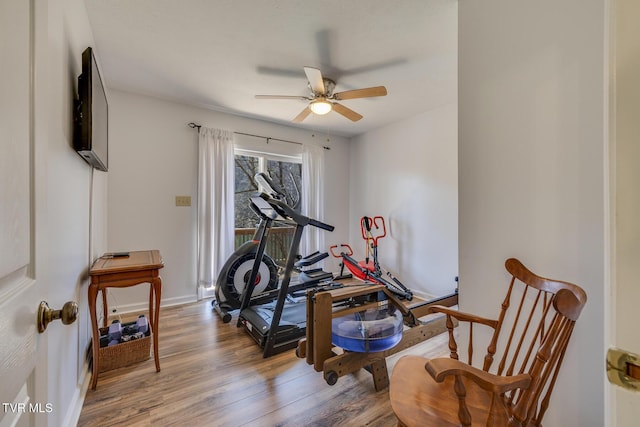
(233, 150, 302, 264)
(234, 154, 260, 229)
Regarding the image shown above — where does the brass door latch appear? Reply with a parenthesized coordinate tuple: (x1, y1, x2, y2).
(37, 301, 78, 333)
(607, 347, 640, 392)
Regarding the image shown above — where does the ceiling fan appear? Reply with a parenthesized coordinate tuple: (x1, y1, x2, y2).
(255, 66, 387, 123)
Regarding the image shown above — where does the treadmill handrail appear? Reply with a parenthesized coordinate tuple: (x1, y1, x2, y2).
(249, 194, 279, 221)
(265, 195, 335, 232)
(308, 218, 334, 231)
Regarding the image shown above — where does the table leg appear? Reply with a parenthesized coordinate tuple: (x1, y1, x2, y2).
(101, 289, 108, 328)
(152, 276, 162, 372)
(88, 284, 100, 390)
(148, 283, 154, 332)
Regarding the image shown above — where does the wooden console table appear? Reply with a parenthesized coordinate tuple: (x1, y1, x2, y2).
(88, 250, 163, 389)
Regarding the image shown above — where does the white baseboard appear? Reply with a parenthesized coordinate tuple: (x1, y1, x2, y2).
(198, 285, 214, 301)
(109, 294, 198, 316)
(63, 360, 91, 427)
(411, 289, 434, 301)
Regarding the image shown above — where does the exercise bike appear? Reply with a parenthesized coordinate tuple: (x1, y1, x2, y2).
(338, 216, 413, 300)
(212, 172, 331, 322)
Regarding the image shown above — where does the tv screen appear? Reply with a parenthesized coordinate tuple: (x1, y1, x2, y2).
(74, 47, 108, 172)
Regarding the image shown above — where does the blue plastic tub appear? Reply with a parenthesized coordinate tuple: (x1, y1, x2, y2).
(331, 305, 403, 352)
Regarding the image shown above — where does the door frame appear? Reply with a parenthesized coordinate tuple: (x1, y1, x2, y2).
(606, 0, 640, 425)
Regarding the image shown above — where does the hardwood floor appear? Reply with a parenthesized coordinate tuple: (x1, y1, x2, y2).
(78, 300, 450, 427)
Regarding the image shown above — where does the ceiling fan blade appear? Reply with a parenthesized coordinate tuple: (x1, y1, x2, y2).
(332, 103, 363, 122)
(255, 95, 308, 100)
(256, 65, 303, 78)
(333, 86, 387, 100)
(304, 66, 325, 94)
(293, 107, 312, 123)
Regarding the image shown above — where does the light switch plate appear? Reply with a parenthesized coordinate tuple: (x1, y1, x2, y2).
(175, 196, 191, 207)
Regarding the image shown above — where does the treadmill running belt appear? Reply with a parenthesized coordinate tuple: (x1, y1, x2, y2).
(240, 300, 307, 346)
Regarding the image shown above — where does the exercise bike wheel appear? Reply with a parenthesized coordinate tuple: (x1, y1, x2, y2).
(220, 252, 279, 308)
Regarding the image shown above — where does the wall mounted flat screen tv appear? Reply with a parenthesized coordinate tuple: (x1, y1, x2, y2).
(74, 47, 108, 172)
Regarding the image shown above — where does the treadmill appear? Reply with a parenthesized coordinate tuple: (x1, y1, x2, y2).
(213, 173, 331, 323)
(237, 192, 334, 357)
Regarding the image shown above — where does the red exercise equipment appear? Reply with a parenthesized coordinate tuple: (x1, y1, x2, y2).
(332, 216, 413, 300)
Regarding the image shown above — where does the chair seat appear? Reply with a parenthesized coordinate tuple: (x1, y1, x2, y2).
(390, 355, 511, 427)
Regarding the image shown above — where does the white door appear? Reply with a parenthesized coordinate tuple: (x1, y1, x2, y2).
(0, 0, 46, 425)
(610, 0, 640, 425)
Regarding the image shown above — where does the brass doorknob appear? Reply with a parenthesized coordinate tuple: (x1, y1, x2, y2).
(37, 301, 78, 333)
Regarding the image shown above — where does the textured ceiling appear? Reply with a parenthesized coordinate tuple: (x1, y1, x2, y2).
(85, 0, 457, 137)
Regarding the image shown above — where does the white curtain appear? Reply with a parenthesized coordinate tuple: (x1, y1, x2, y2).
(197, 127, 235, 297)
(301, 143, 325, 257)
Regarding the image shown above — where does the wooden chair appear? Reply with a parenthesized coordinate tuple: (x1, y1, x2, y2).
(389, 258, 587, 427)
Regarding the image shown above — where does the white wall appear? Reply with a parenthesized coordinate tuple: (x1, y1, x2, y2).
(459, 1, 606, 425)
(44, 0, 107, 425)
(349, 103, 458, 299)
(106, 90, 351, 309)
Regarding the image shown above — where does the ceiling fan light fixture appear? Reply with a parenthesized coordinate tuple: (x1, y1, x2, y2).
(255, 66, 387, 122)
(309, 99, 332, 115)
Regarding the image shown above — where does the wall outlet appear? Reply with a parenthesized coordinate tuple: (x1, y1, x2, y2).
(175, 196, 191, 207)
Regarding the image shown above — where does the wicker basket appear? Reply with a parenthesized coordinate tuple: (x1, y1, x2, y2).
(98, 326, 151, 373)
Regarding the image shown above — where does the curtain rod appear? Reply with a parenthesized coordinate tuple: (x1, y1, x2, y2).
(188, 122, 330, 150)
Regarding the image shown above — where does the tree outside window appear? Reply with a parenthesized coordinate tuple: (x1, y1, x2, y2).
(234, 153, 302, 264)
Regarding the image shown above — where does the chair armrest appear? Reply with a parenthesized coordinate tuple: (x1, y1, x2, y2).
(428, 305, 499, 329)
(425, 358, 531, 395)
